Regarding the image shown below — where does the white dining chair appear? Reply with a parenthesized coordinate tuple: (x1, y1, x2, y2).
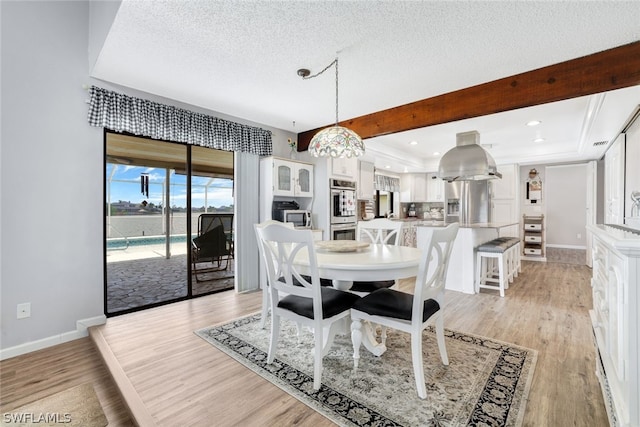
(255, 220, 333, 329)
(356, 218, 403, 245)
(350, 218, 404, 294)
(350, 223, 459, 399)
(255, 221, 360, 391)
(255, 220, 295, 329)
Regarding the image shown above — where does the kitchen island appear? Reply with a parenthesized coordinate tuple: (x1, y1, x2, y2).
(401, 220, 520, 294)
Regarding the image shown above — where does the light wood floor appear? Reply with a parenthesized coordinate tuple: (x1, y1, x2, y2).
(0, 261, 607, 426)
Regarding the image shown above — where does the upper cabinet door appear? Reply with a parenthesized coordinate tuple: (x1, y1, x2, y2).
(296, 163, 314, 197)
(491, 164, 517, 199)
(273, 158, 314, 197)
(400, 173, 428, 202)
(426, 173, 444, 202)
(605, 134, 625, 224)
(413, 174, 428, 202)
(273, 158, 294, 196)
(331, 156, 358, 180)
(358, 161, 375, 200)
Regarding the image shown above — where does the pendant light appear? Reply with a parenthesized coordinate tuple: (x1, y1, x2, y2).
(298, 58, 365, 158)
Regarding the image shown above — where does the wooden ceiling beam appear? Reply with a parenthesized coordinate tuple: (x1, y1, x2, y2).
(297, 41, 640, 151)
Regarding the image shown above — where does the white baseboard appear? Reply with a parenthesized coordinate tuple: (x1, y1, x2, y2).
(522, 256, 547, 262)
(0, 315, 106, 361)
(546, 244, 587, 250)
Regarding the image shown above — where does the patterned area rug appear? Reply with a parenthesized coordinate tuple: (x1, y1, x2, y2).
(195, 314, 537, 426)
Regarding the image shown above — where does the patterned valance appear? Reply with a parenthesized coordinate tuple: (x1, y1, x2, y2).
(87, 86, 272, 156)
(374, 174, 400, 192)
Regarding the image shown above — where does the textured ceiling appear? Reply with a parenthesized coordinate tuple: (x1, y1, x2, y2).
(92, 0, 640, 172)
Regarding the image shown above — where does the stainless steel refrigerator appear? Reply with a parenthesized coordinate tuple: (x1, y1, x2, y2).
(444, 181, 491, 224)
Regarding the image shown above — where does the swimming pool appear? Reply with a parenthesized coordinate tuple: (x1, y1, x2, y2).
(107, 234, 191, 250)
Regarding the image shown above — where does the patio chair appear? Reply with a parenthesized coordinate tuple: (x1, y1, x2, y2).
(192, 213, 234, 282)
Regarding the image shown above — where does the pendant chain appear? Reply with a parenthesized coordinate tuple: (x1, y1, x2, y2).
(301, 58, 340, 125)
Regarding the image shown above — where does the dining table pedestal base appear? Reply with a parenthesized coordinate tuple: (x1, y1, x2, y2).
(332, 279, 353, 291)
(351, 320, 387, 368)
(330, 279, 389, 357)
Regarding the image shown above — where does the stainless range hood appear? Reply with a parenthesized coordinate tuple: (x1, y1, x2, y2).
(438, 131, 502, 182)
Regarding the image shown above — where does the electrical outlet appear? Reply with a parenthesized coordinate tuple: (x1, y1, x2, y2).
(17, 303, 31, 319)
(577, 233, 582, 239)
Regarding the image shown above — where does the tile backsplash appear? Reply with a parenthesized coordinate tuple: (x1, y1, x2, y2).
(400, 202, 444, 219)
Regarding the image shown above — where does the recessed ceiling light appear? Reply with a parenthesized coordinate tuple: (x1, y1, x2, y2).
(385, 165, 391, 169)
(433, 151, 440, 156)
(527, 120, 541, 127)
(409, 140, 418, 145)
(534, 137, 545, 143)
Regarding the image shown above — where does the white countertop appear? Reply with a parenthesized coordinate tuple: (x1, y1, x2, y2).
(587, 224, 640, 256)
(415, 221, 519, 229)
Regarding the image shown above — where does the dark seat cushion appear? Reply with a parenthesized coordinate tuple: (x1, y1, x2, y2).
(477, 237, 519, 253)
(349, 280, 395, 292)
(278, 287, 360, 319)
(352, 288, 440, 323)
(278, 275, 333, 287)
(477, 239, 510, 253)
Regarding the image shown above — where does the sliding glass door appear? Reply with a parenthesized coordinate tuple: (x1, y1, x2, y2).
(190, 145, 234, 296)
(105, 133, 234, 315)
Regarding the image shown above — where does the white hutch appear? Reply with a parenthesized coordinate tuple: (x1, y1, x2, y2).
(587, 224, 640, 427)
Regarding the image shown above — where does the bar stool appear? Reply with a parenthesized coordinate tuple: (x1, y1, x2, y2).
(475, 238, 518, 297)
(494, 237, 521, 283)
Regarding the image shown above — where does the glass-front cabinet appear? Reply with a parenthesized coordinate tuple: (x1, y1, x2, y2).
(273, 158, 313, 197)
(275, 160, 293, 194)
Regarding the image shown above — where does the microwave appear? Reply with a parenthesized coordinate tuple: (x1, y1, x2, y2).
(283, 210, 312, 229)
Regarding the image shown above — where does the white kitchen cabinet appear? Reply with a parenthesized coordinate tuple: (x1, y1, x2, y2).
(492, 199, 518, 236)
(588, 224, 640, 427)
(606, 134, 625, 224)
(260, 157, 315, 227)
(624, 115, 640, 223)
(272, 158, 314, 198)
(357, 160, 375, 200)
(400, 173, 428, 202)
(331, 156, 358, 180)
(490, 163, 519, 237)
(426, 173, 444, 202)
(491, 163, 517, 199)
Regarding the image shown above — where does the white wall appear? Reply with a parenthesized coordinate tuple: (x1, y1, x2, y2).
(519, 163, 589, 248)
(545, 164, 587, 247)
(520, 164, 546, 219)
(1, 1, 105, 352)
(0, 1, 293, 357)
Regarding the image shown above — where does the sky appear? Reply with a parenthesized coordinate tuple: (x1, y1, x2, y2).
(106, 164, 233, 208)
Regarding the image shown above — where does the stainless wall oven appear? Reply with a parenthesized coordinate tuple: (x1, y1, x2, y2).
(330, 179, 357, 240)
(330, 179, 357, 224)
(330, 223, 357, 240)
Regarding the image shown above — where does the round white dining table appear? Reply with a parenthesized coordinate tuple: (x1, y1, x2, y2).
(294, 243, 422, 287)
(294, 242, 423, 356)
